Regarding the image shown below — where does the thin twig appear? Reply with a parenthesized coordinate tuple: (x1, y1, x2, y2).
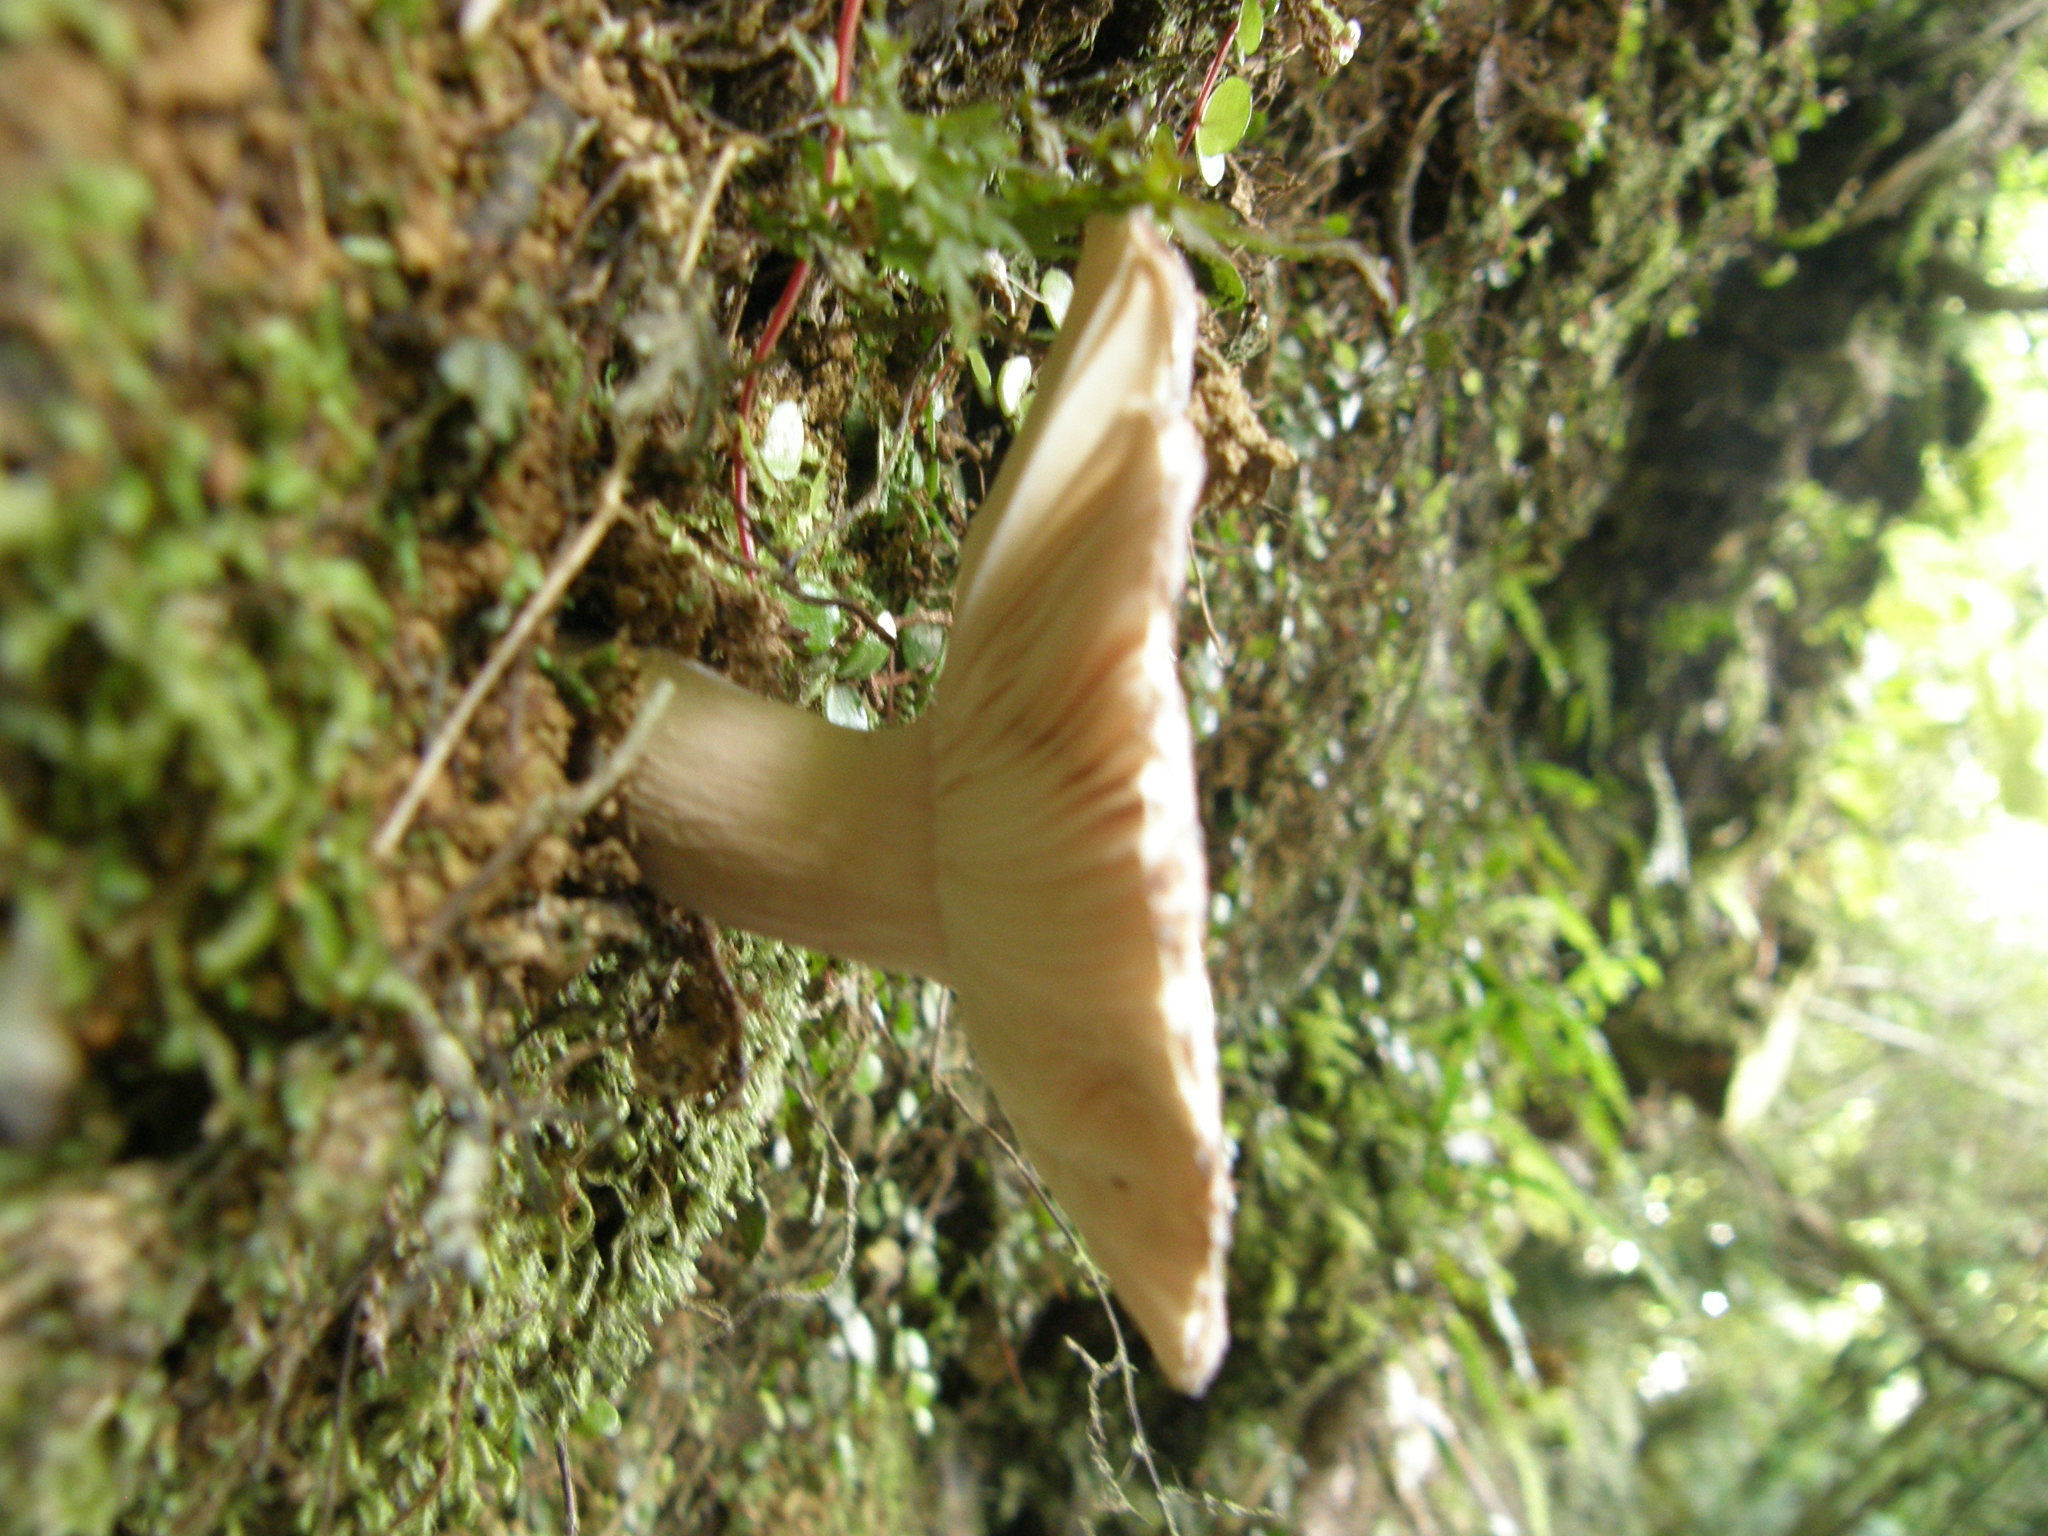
(1285, 236, 1400, 313)
(677, 141, 745, 290)
(1294, 865, 1365, 997)
(1932, 0, 2048, 67)
(405, 677, 677, 965)
(558, 1434, 580, 1535)
(1807, 993, 2048, 1108)
(684, 523, 894, 638)
(1394, 86, 1458, 308)
(372, 436, 643, 860)
(1722, 1135, 2048, 1408)
(1842, 54, 2023, 230)
(1188, 543, 1232, 667)
(563, 158, 640, 263)
(315, 1302, 360, 1536)
(731, 260, 814, 559)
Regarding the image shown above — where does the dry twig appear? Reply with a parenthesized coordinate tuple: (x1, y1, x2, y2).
(405, 678, 677, 965)
(372, 441, 644, 860)
(1394, 86, 1458, 306)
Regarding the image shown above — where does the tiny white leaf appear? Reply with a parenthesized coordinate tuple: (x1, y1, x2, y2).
(841, 1310, 878, 1369)
(760, 399, 806, 482)
(996, 355, 1034, 421)
(823, 684, 873, 731)
(1040, 268, 1074, 327)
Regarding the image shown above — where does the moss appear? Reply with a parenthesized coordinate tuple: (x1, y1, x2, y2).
(0, 1, 825, 1528)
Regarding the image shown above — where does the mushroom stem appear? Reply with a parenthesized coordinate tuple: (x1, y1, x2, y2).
(625, 657, 949, 982)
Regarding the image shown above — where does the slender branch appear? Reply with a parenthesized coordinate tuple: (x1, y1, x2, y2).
(1293, 865, 1365, 997)
(1394, 86, 1457, 308)
(731, 257, 814, 560)
(316, 1302, 360, 1536)
(1843, 56, 2024, 229)
(1188, 542, 1232, 666)
(683, 521, 894, 640)
(1808, 993, 2048, 1108)
(1923, 253, 2048, 314)
(1723, 1136, 2048, 1409)
(676, 141, 746, 291)
(557, 1434, 580, 1536)
(1931, 0, 2048, 67)
(406, 677, 677, 965)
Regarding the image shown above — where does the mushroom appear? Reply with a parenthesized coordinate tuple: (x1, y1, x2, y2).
(627, 210, 1231, 1394)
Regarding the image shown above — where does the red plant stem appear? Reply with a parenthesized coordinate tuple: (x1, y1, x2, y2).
(728, 0, 865, 560)
(732, 256, 812, 559)
(1179, 14, 1241, 157)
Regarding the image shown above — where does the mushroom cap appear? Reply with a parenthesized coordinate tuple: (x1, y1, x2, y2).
(931, 212, 1231, 1394)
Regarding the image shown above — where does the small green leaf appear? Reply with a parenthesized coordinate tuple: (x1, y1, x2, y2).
(1759, 253, 1799, 289)
(0, 475, 56, 552)
(1195, 76, 1254, 159)
(837, 633, 892, 680)
(337, 234, 398, 267)
(733, 1194, 769, 1262)
(577, 1398, 622, 1439)
(901, 623, 946, 672)
(1195, 250, 1248, 310)
(784, 595, 844, 651)
(965, 344, 993, 401)
(437, 337, 527, 444)
(1236, 0, 1263, 57)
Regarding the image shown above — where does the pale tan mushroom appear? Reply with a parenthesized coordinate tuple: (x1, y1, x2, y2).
(627, 210, 1230, 1393)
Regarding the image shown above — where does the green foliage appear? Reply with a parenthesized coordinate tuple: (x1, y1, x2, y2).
(0, 164, 392, 1073)
(779, 23, 1263, 346)
(0, 42, 817, 1536)
(1194, 78, 1253, 159)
